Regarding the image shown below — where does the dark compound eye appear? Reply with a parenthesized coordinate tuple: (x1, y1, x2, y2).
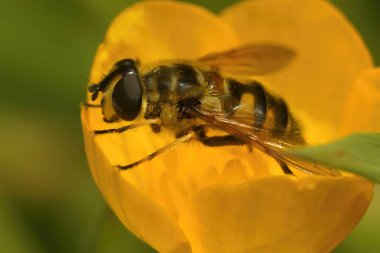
(112, 73, 142, 121)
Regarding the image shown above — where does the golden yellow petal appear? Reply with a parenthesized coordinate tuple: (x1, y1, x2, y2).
(221, 0, 373, 143)
(340, 68, 380, 135)
(179, 176, 373, 253)
(90, 0, 237, 83)
(81, 108, 191, 253)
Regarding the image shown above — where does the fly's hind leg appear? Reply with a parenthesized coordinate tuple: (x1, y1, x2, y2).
(277, 160, 294, 175)
(193, 125, 244, 146)
(193, 125, 294, 175)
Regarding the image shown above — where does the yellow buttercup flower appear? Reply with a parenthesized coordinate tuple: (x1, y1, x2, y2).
(81, 1, 376, 252)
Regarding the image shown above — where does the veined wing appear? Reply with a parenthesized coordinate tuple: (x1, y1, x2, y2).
(189, 105, 340, 176)
(198, 43, 296, 76)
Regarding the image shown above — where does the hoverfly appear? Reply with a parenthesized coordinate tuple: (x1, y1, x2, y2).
(86, 43, 340, 176)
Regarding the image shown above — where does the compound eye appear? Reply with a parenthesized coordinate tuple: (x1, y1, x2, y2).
(112, 73, 142, 121)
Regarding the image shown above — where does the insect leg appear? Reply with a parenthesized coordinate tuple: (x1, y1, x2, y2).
(277, 160, 294, 175)
(117, 132, 194, 170)
(194, 125, 293, 174)
(193, 125, 244, 146)
(92, 119, 160, 135)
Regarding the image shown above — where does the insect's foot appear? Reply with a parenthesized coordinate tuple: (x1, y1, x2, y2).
(90, 130, 104, 137)
(116, 164, 134, 171)
(91, 128, 120, 135)
(92, 129, 109, 135)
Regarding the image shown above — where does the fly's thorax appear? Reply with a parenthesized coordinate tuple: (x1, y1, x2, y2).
(142, 63, 208, 102)
(142, 63, 209, 130)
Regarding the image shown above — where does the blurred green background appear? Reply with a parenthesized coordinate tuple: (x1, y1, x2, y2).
(0, 0, 379, 252)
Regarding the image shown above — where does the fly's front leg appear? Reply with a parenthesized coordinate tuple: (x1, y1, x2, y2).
(91, 119, 160, 135)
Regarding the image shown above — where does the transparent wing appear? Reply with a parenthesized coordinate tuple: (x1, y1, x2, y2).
(189, 104, 340, 176)
(198, 43, 296, 76)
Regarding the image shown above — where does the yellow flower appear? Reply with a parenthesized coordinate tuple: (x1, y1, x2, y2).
(81, 1, 376, 252)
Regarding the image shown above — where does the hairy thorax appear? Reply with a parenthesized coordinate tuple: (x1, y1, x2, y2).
(143, 63, 210, 133)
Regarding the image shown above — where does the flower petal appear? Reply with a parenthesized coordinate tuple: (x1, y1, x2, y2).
(90, 0, 237, 83)
(179, 176, 373, 253)
(221, 0, 373, 142)
(81, 108, 191, 253)
(340, 68, 380, 135)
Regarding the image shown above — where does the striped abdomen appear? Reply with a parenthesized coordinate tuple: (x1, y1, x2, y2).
(228, 79, 304, 143)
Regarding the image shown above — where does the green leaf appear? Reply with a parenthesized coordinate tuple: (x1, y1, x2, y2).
(287, 133, 380, 183)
